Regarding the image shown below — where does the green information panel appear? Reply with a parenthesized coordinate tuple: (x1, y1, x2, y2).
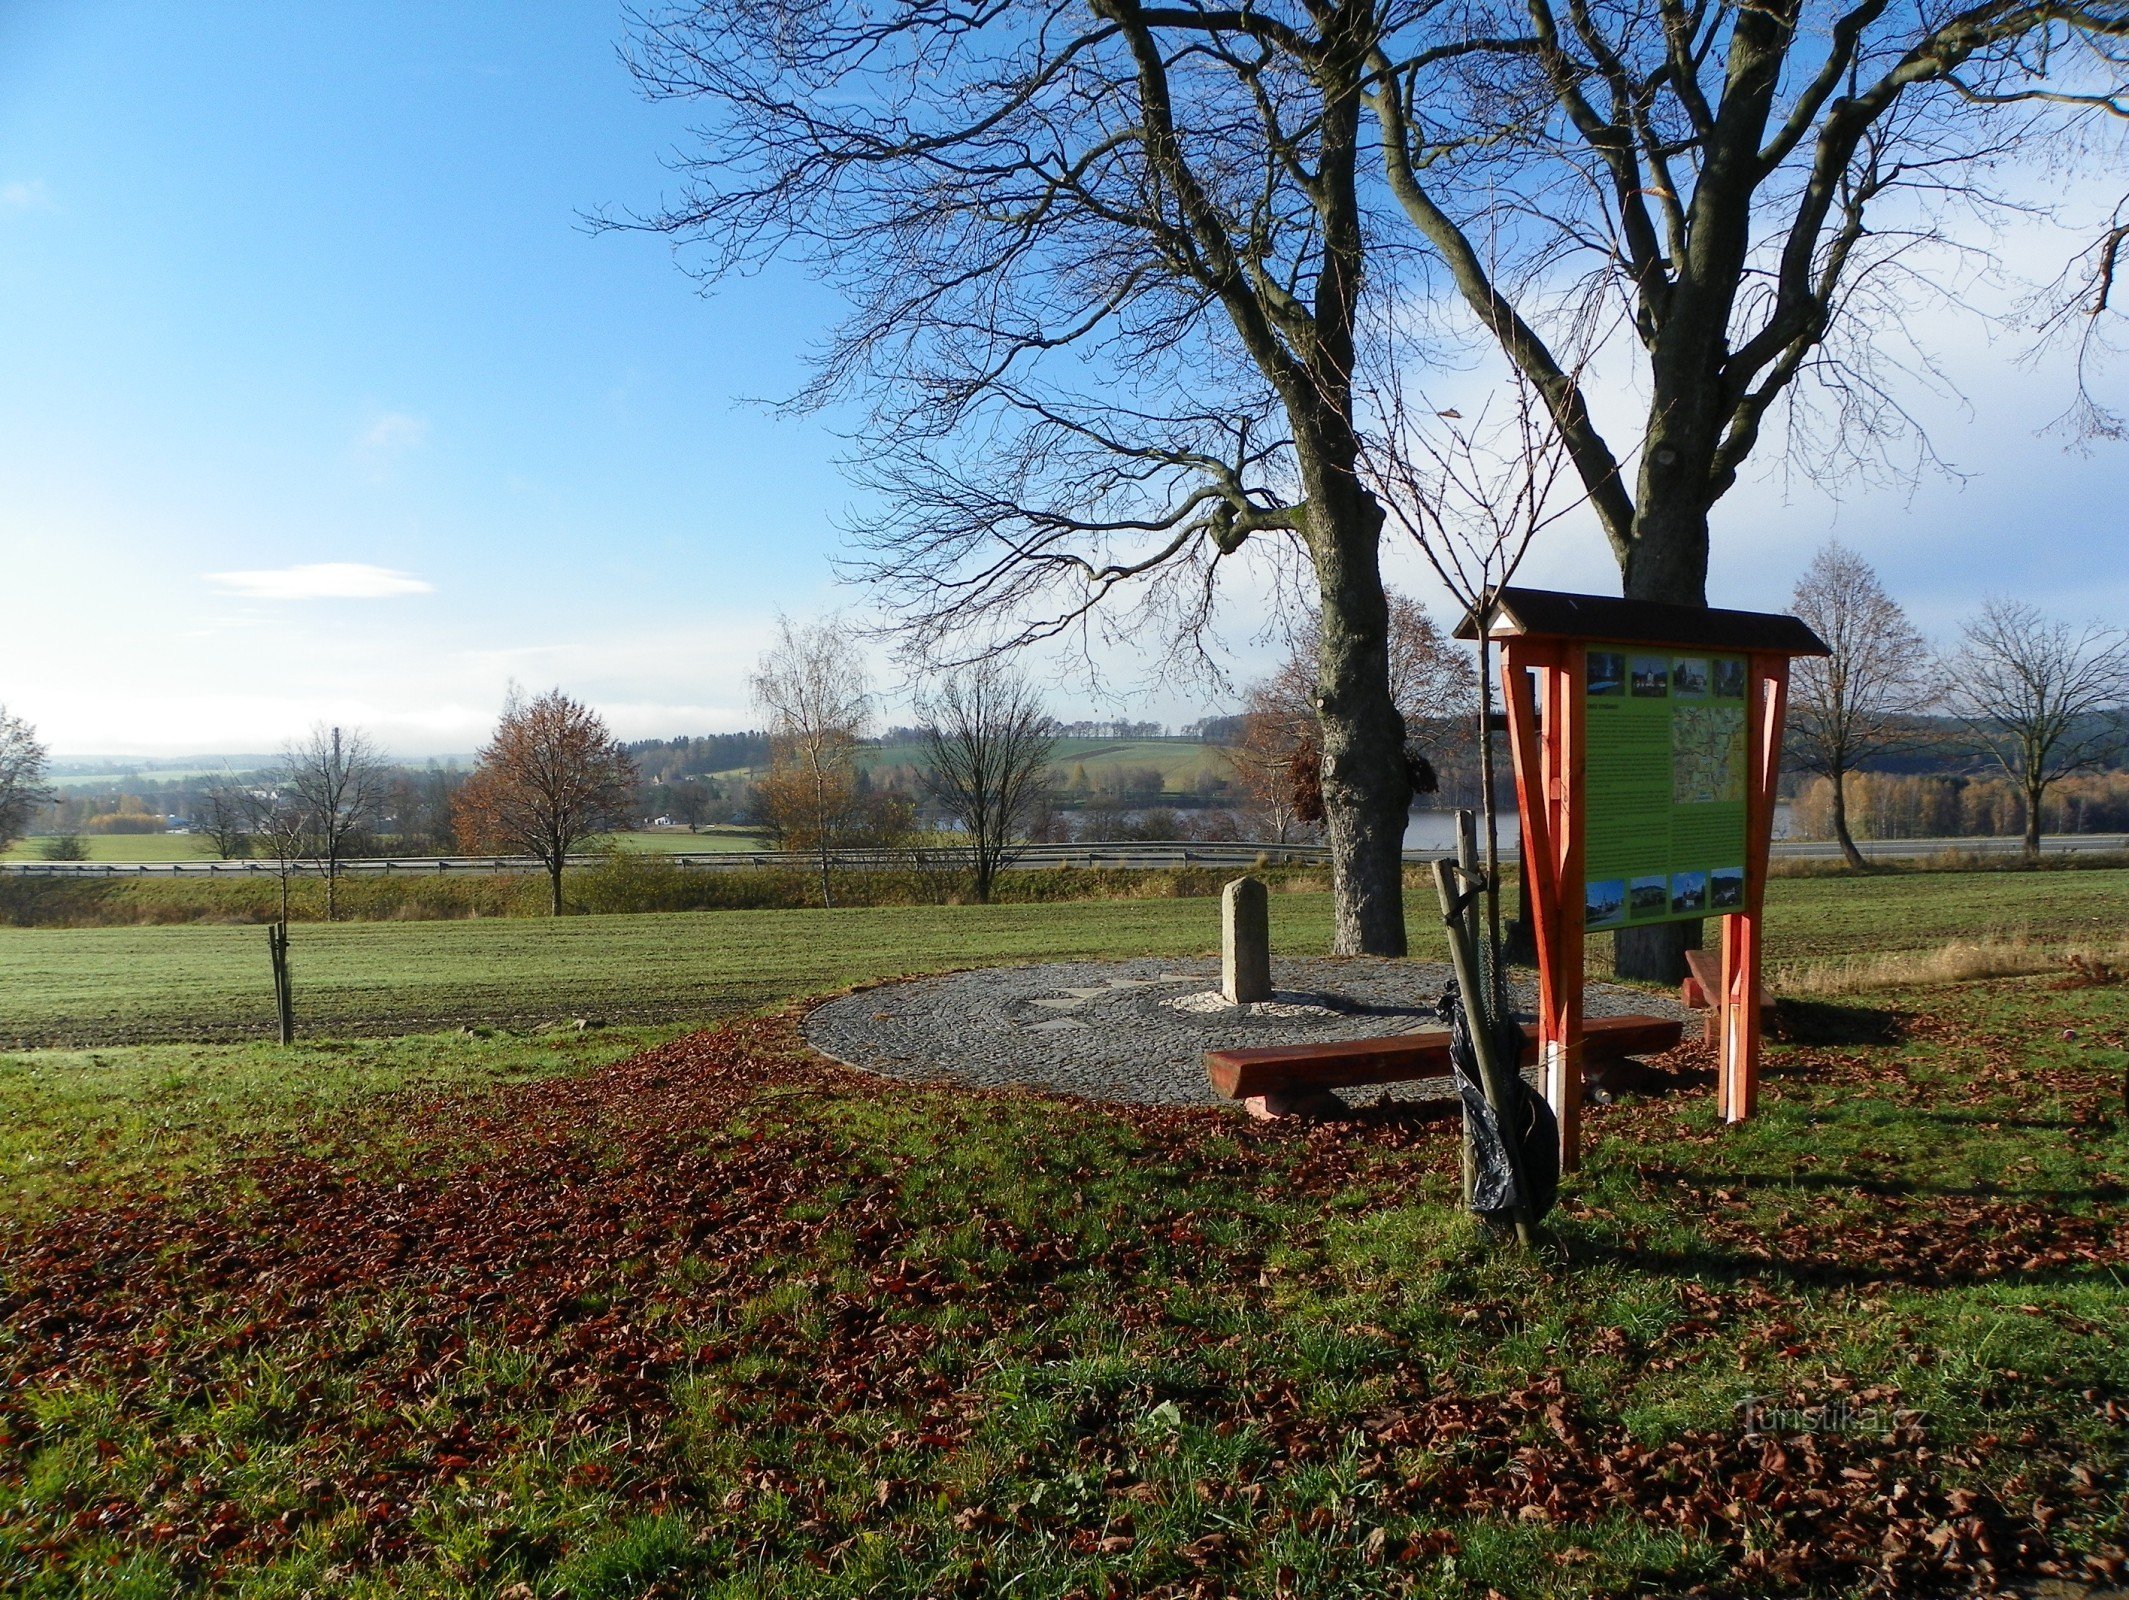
(1581, 647, 1749, 931)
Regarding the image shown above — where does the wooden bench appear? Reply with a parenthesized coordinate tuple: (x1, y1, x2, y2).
(1204, 1013, 1685, 1100)
(1680, 949, 1774, 1044)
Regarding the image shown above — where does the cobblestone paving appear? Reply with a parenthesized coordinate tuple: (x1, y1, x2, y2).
(804, 957, 1691, 1108)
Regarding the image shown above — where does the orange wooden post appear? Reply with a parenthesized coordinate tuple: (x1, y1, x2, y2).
(1500, 641, 1586, 1172)
(1552, 647, 1587, 1168)
(1719, 654, 1789, 1121)
(1501, 643, 1561, 1044)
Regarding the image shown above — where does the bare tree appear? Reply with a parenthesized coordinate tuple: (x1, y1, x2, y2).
(0, 706, 51, 854)
(751, 617, 872, 908)
(619, 3, 1435, 955)
(235, 785, 309, 1042)
(1359, 377, 1577, 978)
(1375, 0, 2129, 607)
(1943, 599, 2129, 861)
(281, 725, 388, 922)
(2034, 175, 2129, 442)
(243, 785, 313, 927)
(1787, 542, 1938, 869)
(918, 662, 1058, 903)
(453, 688, 638, 915)
(197, 776, 256, 860)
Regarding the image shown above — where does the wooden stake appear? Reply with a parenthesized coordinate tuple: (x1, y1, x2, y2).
(1455, 810, 1481, 1209)
(268, 920, 294, 1045)
(1432, 858, 1538, 1251)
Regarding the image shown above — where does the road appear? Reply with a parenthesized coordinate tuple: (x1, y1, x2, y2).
(5, 833, 2125, 877)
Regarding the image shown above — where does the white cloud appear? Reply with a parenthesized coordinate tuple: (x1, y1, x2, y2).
(206, 562, 436, 600)
(358, 410, 429, 454)
(0, 179, 53, 212)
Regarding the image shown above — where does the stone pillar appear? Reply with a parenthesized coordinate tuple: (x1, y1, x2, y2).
(1222, 876, 1271, 1004)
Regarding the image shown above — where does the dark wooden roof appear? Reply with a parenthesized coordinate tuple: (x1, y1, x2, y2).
(1454, 587, 1830, 655)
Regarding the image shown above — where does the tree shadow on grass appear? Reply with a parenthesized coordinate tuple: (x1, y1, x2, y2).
(1910, 1110, 2091, 1133)
(1569, 1233, 2123, 1294)
(1770, 999, 1909, 1048)
(1628, 1164, 2110, 1205)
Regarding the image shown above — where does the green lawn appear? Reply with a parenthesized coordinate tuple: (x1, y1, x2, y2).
(7, 870, 2129, 1048)
(1, 833, 219, 863)
(1, 979, 2124, 1597)
(0, 897, 1335, 1047)
(0, 1027, 681, 1219)
(694, 736, 1235, 794)
(605, 827, 776, 854)
(0, 830, 774, 864)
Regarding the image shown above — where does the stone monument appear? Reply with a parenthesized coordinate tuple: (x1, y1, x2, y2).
(1221, 876, 1271, 1004)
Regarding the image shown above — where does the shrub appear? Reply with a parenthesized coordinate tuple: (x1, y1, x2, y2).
(83, 812, 166, 835)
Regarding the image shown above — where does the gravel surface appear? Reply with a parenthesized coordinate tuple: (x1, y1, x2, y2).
(803, 957, 1692, 1108)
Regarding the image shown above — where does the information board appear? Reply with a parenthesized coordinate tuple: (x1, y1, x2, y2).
(1580, 645, 1748, 930)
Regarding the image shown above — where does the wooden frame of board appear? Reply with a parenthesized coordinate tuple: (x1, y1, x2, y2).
(1456, 588, 1830, 1171)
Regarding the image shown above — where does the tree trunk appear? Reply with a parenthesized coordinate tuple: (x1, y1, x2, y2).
(1612, 497, 1711, 984)
(550, 859, 565, 916)
(2024, 785, 2044, 862)
(1830, 768, 1868, 871)
(1309, 475, 1411, 957)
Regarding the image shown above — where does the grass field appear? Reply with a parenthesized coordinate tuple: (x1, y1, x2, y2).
(608, 827, 775, 854)
(689, 736, 1234, 793)
(0, 1027, 682, 1219)
(0, 833, 220, 863)
(0, 829, 776, 864)
(1, 978, 2124, 1597)
(6, 869, 2129, 1048)
(0, 897, 1325, 1047)
(850, 736, 1236, 792)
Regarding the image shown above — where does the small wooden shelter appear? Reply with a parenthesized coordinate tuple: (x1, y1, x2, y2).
(1457, 588, 1830, 1169)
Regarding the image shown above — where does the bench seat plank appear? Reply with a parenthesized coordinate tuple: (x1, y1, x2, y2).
(1205, 1013, 1684, 1100)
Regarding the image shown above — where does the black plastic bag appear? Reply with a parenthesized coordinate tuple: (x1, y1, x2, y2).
(1439, 981, 1559, 1222)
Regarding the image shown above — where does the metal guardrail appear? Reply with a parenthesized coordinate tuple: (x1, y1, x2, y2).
(5, 833, 2127, 878)
(0, 840, 1341, 878)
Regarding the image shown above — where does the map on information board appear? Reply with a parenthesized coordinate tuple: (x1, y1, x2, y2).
(1580, 647, 1748, 930)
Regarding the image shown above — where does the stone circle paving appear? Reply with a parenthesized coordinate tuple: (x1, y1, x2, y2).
(803, 957, 1692, 1108)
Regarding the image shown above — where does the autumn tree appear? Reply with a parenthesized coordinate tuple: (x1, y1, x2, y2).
(751, 617, 871, 908)
(918, 661, 1058, 903)
(0, 706, 51, 853)
(1228, 710, 1315, 844)
(1229, 595, 1475, 839)
(454, 688, 638, 916)
(281, 725, 388, 922)
(1787, 543, 1937, 869)
(1943, 600, 2129, 861)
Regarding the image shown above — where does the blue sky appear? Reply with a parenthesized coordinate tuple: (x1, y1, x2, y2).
(1, 4, 2124, 756)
